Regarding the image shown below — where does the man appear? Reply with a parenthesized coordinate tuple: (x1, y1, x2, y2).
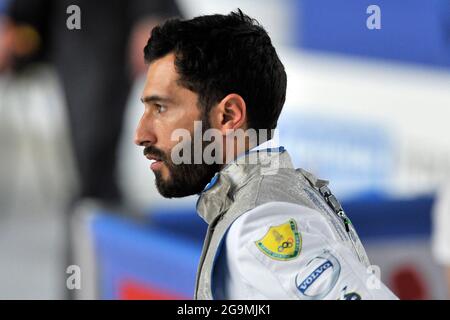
(135, 10, 398, 300)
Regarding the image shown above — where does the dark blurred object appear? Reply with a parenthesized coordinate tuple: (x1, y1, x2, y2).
(3, 0, 181, 299)
(390, 266, 428, 300)
(0, 0, 49, 72)
(5, 0, 180, 203)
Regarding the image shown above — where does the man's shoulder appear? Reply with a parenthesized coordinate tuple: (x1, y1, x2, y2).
(233, 166, 319, 211)
(221, 201, 398, 300)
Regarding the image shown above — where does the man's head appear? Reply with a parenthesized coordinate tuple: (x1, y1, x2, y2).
(134, 9, 287, 198)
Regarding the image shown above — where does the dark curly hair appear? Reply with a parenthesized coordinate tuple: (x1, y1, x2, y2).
(143, 9, 287, 133)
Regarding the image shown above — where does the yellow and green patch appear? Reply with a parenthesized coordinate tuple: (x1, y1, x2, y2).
(255, 219, 302, 261)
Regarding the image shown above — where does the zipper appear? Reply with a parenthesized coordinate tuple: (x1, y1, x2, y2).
(314, 184, 365, 263)
(318, 185, 351, 233)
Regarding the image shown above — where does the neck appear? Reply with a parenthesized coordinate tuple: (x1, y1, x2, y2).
(221, 134, 272, 166)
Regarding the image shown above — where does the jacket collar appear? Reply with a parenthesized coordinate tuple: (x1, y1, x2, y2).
(196, 146, 294, 225)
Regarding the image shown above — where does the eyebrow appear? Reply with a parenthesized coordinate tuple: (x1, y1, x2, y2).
(140, 95, 173, 104)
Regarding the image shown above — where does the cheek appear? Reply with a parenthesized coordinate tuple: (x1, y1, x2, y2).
(153, 116, 180, 148)
(153, 120, 188, 171)
(157, 110, 200, 146)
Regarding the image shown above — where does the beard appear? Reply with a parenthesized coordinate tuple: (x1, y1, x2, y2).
(143, 118, 222, 198)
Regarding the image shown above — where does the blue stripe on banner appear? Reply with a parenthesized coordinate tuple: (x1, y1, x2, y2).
(91, 213, 202, 299)
(149, 207, 207, 242)
(343, 195, 434, 240)
(296, 0, 450, 68)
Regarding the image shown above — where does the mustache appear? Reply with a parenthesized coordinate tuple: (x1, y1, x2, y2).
(143, 145, 167, 162)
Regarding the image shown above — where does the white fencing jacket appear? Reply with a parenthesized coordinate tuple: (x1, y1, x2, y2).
(194, 145, 398, 300)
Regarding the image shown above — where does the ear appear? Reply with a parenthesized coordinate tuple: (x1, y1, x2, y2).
(209, 93, 247, 134)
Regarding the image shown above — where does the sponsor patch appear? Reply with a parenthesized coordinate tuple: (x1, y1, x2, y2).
(295, 250, 341, 300)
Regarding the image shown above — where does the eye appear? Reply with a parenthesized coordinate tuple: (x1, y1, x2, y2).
(154, 104, 167, 114)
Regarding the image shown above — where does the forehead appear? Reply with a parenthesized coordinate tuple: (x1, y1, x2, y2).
(142, 53, 180, 97)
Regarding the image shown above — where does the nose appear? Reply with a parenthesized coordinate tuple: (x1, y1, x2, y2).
(134, 112, 156, 147)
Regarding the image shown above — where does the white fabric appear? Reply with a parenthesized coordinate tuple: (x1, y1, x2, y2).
(214, 201, 398, 300)
(251, 138, 279, 152)
(432, 185, 450, 265)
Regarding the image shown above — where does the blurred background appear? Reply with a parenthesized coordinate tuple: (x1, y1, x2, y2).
(0, 0, 449, 299)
